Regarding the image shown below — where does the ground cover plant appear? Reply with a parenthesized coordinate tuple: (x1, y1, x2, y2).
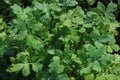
(0, 0, 120, 80)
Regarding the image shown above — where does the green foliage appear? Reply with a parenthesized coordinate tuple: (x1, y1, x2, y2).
(0, 0, 120, 80)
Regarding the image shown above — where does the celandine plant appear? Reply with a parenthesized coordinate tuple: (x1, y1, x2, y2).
(0, 0, 120, 80)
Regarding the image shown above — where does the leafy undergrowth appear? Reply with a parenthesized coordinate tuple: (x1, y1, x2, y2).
(0, 0, 120, 80)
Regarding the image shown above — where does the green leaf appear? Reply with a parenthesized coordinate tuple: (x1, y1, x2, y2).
(99, 34, 112, 42)
(107, 46, 113, 53)
(49, 62, 64, 73)
(66, 0, 78, 6)
(0, 47, 5, 56)
(49, 56, 64, 73)
(109, 21, 119, 35)
(33, 23, 43, 31)
(32, 63, 43, 73)
(60, 14, 66, 21)
(22, 63, 30, 76)
(11, 4, 28, 20)
(53, 56, 60, 61)
(0, 18, 3, 23)
(83, 23, 92, 28)
(9, 63, 24, 72)
(17, 30, 27, 40)
(49, 3, 61, 12)
(2, 22, 6, 29)
(92, 60, 101, 72)
(4, 0, 10, 4)
(97, 2, 105, 12)
(101, 54, 114, 62)
(91, 29, 100, 36)
(111, 44, 120, 51)
(79, 27, 86, 33)
(16, 52, 27, 62)
(94, 41, 103, 48)
(85, 74, 94, 80)
(109, 37, 116, 45)
(74, 6, 86, 18)
(0, 21, 6, 30)
(106, 13, 115, 20)
(84, 44, 94, 51)
(96, 74, 106, 80)
(112, 64, 120, 73)
(114, 54, 120, 64)
(33, 1, 43, 10)
(105, 74, 116, 80)
(72, 17, 84, 25)
(63, 19, 72, 27)
(57, 74, 69, 80)
(47, 49, 62, 55)
(47, 49, 55, 55)
(0, 32, 6, 41)
(106, 3, 117, 12)
(115, 75, 120, 80)
(26, 35, 43, 49)
(80, 63, 92, 75)
(87, 0, 96, 5)
(11, 4, 22, 15)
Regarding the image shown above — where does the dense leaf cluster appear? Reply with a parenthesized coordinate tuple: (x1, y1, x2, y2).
(0, 0, 120, 80)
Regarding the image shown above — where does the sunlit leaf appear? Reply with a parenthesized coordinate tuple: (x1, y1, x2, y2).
(32, 63, 43, 73)
(9, 63, 24, 72)
(92, 60, 101, 72)
(22, 63, 30, 76)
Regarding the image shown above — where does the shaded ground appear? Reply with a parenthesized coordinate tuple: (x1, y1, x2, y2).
(115, 4, 120, 54)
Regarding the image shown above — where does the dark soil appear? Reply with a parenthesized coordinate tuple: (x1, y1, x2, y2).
(115, 5, 120, 55)
(116, 28, 120, 54)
